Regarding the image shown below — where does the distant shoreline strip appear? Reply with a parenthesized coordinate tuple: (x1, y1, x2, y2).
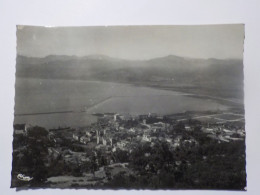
(14, 110, 75, 116)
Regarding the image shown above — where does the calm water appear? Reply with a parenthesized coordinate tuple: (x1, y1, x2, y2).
(14, 78, 228, 129)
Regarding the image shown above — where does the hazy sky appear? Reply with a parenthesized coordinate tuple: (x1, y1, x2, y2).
(17, 24, 244, 60)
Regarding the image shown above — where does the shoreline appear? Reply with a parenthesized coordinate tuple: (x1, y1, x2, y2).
(16, 76, 244, 105)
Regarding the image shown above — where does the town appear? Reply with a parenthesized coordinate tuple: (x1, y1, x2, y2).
(11, 110, 246, 189)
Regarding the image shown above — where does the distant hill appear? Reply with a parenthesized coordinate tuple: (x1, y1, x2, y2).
(16, 54, 244, 99)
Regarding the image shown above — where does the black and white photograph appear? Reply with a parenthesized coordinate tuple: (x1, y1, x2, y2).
(11, 24, 246, 190)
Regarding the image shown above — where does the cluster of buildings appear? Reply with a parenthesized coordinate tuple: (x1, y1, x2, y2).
(14, 112, 245, 159)
(13, 111, 246, 177)
(202, 124, 245, 142)
(68, 113, 200, 155)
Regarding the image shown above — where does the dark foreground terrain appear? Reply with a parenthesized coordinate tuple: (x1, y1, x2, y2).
(11, 111, 246, 190)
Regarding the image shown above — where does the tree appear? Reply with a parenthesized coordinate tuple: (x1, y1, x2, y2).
(114, 149, 129, 163)
(27, 126, 48, 138)
(90, 155, 98, 176)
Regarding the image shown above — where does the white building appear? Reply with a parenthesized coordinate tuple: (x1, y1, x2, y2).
(142, 134, 152, 142)
(102, 137, 107, 146)
(114, 114, 119, 122)
(73, 133, 80, 141)
(80, 136, 90, 144)
(86, 131, 92, 137)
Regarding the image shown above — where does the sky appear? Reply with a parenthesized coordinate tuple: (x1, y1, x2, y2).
(17, 24, 244, 60)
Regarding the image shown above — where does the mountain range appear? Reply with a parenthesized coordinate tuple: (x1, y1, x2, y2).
(16, 54, 244, 99)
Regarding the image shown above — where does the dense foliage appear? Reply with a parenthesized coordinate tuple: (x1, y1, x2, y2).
(106, 133, 246, 190)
